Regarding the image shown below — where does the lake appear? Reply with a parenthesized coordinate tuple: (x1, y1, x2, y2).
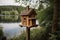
(0, 23, 26, 38)
(0, 20, 39, 38)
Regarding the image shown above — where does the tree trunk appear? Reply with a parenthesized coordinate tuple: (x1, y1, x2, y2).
(52, 0, 60, 33)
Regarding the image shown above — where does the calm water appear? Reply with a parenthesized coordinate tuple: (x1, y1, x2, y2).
(0, 23, 26, 38)
(0, 20, 39, 38)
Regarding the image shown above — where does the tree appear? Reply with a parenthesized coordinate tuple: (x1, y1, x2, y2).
(15, 0, 60, 40)
(52, 0, 60, 33)
(15, 0, 39, 9)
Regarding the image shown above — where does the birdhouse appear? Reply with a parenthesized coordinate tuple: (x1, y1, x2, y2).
(20, 6, 37, 28)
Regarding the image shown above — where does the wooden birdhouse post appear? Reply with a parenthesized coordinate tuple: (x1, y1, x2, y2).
(20, 6, 37, 40)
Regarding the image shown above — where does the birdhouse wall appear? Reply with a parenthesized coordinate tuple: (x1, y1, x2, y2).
(21, 16, 28, 26)
(27, 19, 32, 27)
(24, 16, 32, 27)
(20, 15, 37, 27)
(32, 19, 36, 25)
(27, 19, 36, 27)
(26, 16, 29, 27)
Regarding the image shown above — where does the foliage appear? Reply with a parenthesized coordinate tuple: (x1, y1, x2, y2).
(37, 0, 60, 40)
(0, 0, 60, 40)
(30, 27, 48, 40)
(0, 6, 24, 22)
(16, 6, 25, 13)
(11, 27, 50, 40)
(49, 34, 57, 40)
(1, 11, 19, 22)
(37, 6, 53, 27)
(0, 25, 3, 37)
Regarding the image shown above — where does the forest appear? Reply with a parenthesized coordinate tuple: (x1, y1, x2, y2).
(0, 0, 60, 40)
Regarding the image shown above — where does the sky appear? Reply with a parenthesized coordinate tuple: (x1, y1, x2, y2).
(0, 0, 39, 9)
(0, 0, 20, 6)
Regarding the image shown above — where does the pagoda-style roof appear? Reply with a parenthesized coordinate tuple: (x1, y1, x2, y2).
(20, 6, 37, 16)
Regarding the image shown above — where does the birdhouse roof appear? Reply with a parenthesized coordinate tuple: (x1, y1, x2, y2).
(20, 6, 37, 16)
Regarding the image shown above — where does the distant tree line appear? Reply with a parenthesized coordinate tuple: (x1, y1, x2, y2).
(0, 6, 24, 22)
